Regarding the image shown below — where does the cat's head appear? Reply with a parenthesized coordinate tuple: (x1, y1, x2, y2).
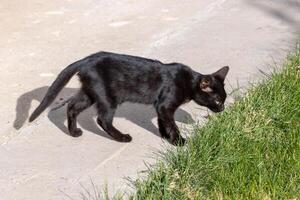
(193, 66, 229, 113)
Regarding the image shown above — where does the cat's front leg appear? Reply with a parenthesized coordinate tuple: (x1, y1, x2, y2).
(156, 107, 185, 146)
(164, 119, 186, 146)
(157, 118, 170, 139)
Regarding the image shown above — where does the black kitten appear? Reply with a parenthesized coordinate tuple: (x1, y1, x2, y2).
(29, 52, 229, 145)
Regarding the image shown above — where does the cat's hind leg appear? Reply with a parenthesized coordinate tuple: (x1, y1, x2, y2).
(96, 103, 132, 142)
(67, 90, 94, 137)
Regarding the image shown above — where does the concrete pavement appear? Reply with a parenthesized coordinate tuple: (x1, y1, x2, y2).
(0, 0, 299, 199)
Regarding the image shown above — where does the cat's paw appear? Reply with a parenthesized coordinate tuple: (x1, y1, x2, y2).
(70, 128, 83, 137)
(160, 133, 170, 139)
(118, 134, 132, 143)
(171, 136, 186, 146)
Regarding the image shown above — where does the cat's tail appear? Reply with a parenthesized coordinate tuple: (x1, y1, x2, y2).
(29, 60, 83, 122)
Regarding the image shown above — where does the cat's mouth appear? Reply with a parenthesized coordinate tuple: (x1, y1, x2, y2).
(208, 105, 224, 113)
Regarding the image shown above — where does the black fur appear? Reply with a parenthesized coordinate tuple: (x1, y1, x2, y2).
(29, 52, 229, 145)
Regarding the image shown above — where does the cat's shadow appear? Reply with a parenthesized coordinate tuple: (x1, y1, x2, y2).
(14, 86, 194, 141)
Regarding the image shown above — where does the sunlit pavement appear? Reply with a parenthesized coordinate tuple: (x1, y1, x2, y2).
(0, 0, 299, 199)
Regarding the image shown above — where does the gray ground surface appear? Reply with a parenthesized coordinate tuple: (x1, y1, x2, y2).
(0, 0, 299, 199)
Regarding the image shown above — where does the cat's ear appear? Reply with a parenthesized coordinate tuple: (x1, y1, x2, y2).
(213, 66, 229, 82)
(200, 77, 213, 92)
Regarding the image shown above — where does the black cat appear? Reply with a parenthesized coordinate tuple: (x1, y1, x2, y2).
(29, 52, 229, 145)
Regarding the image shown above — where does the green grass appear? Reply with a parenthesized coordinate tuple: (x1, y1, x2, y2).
(128, 49, 300, 200)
